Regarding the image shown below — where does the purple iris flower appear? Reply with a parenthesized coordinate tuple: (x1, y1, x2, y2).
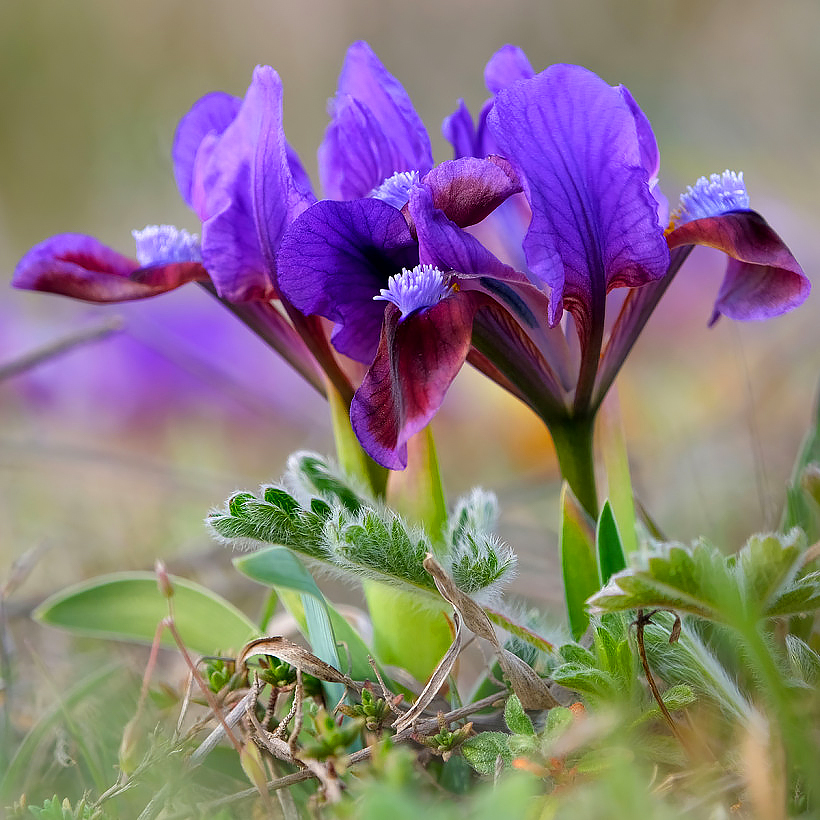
(13, 65, 328, 394)
(280, 53, 809, 480)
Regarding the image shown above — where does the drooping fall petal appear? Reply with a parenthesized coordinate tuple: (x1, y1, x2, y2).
(350, 297, 480, 469)
(666, 210, 810, 324)
(419, 156, 522, 228)
(13, 234, 207, 303)
(276, 198, 418, 363)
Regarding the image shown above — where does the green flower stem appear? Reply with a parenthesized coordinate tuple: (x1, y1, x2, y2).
(325, 376, 387, 498)
(385, 425, 448, 543)
(550, 415, 599, 519)
(361, 582, 453, 682)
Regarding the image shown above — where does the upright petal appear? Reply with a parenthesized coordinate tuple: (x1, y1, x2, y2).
(276, 198, 418, 363)
(13, 234, 207, 303)
(172, 92, 241, 210)
(200, 66, 314, 302)
(442, 99, 480, 159)
(319, 41, 433, 200)
(484, 45, 534, 94)
(487, 64, 670, 327)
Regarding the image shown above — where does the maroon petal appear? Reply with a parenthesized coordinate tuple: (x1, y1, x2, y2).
(13, 234, 207, 303)
(666, 210, 810, 323)
(419, 156, 521, 228)
(350, 296, 479, 469)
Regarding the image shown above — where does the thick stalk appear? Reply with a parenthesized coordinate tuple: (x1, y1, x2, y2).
(325, 378, 387, 498)
(550, 415, 599, 519)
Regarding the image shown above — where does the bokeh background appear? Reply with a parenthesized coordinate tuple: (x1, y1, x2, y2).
(2, 0, 818, 619)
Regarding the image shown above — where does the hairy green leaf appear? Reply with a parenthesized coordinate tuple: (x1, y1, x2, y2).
(503, 694, 535, 736)
(589, 529, 812, 628)
(462, 732, 511, 775)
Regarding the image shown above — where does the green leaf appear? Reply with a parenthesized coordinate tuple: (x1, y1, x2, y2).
(0, 664, 121, 801)
(766, 571, 820, 617)
(559, 482, 599, 640)
(781, 378, 820, 539)
(234, 546, 375, 682)
(599, 391, 638, 555)
(589, 531, 810, 629)
(461, 732, 511, 775)
(34, 573, 258, 654)
(597, 500, 627, 585)
(503, 694, 535, 736)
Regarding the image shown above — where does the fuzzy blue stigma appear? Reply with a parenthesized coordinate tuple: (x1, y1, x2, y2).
(132, 225, 202, 267)
(670, 170, 750, 228)
(369, 170, 420, 209)
(374, 264, 453, 319)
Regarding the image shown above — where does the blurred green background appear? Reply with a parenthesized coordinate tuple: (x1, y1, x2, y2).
(1, 0, 818, 613)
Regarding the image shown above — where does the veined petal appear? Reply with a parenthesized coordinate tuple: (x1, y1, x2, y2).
(617, 86, 660, 183)
(667, 209, 810, 323)
(409, 184, 574, 394)
(200, 66, 314, 302)
(319, 41, 433, 200)
(276, 198, 418, 363)
(487, 64, 670, 327)
(350, 296, 479, 469)
(419, 156, 522, 228)
(13, 234, 207, 303)
(172, 91, 241, 210)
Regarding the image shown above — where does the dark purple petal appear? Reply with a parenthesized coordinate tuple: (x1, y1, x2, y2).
(350, 297, 478, 469)
(200, 66, 314, 302)
(276, 198, 418, 363)
(419, 157, 522, 228)
(173, 92, 241, 209)
(318, 41, 433, 200)
(487, 64, 670, 327)
(666, 210, 810, 323)
(13, 234, 207, 303)
(484, 45, 534, 94)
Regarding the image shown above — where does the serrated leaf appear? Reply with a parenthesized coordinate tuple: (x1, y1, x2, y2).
(462, 732, 512, 775)
(559, 482, 599, 640)
(597, 500, 627, 584)
(504, 694, 535, 736)
(550, 663, 617, 700)
(660, 684, 696, 711)
(589, 531, 810, 629)
(34, 573, 257, 654)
